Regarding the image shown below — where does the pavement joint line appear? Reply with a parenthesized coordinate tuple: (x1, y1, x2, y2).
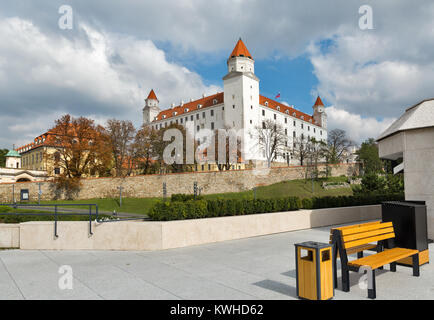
(0, 254, 25, 300)
(86, 250, 184, 300)
(131, 252, 261, 300)
(39, 250, 106, 300)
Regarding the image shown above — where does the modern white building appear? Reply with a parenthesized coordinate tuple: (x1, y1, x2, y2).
(143, 39, 328, 165)
(377, 98, 434, 239)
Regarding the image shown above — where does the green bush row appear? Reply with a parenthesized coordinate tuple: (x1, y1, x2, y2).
(148, 193, 404, 221)
(170, 194, 203, 202)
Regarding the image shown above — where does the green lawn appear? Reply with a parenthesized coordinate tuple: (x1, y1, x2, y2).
(5, 176, 354, 216)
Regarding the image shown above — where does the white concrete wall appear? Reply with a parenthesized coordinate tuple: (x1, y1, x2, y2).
(0, 205, 381, 250)
(0, 224, 20, 248)
(402, 128, 434, 239)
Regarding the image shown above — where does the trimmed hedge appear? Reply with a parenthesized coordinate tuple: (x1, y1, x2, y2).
(171, 194, 203, 202)
(148, 193, 404, 221)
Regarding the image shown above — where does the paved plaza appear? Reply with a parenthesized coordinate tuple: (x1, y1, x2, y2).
(0, 225, 433, 300)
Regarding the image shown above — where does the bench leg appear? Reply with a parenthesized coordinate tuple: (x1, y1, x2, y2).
(342, 268, 350, 292)
(390, 262, 396, 272)
(412, 254, 420, 277)
(368, 269, 376, 299)
(357, 251, 363, 259)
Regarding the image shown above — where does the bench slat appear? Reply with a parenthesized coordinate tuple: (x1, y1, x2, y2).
(340, 222, 393, 236)
(348, 248, 419, 270)
(344, 232, 395, 249)
(332, 220, 381, 232)
(342, 227, 395, 243)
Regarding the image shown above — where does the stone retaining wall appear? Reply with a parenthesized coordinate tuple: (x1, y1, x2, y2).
(0, 163, 359, 202)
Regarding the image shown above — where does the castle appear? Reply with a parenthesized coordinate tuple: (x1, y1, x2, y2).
(142, 39, 328, 166)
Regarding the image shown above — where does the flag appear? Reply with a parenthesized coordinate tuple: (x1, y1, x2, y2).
(275, 92, 281, 99)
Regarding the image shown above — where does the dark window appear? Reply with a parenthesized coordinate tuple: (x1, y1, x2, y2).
(191, 115, 193, 121)
(262, 122, 266, 129)
(211, 110, 214, 116)
(202, 112, 205, 118)
(274, 114, 277, 120)
(54, 168, 60, 175)
(262, 110, 265, 116)
(301, 123, 304, 129)
(233, 105, 235, 109)
(196, 114, 199, 120)
(211, 122, 215, 130)
(197, 125, 200, 131)
(285, 129, 287, 135)
(285, 118, 287, 124)
(293, 131, 296, 137)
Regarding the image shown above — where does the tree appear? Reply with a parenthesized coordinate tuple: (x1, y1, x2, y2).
(356, 138, 383, 174)
(105, 119, 136, 177)
(306, 137, 327, 179)
(214, 127, 242, 171)
(252, 119, 288, 168)
(292, 136, 311, 166)
(133, 125, 159, 174)
(325, 129, 354, 164)
(50, 114, 112, 179)
(0, 149, 8, 167)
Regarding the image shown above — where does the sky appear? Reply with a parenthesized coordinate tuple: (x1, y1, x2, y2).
(0, 0, 433, 149)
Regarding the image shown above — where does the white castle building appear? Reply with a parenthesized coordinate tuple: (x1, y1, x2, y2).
(142, 39, 327, 165)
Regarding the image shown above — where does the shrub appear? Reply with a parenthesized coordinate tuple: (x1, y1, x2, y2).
(148, 193, 405, 221)
(171, 194, 203, 202)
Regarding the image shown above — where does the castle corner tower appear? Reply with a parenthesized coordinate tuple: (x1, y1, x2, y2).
(313, 96, 327, 129)
(143, 89, 161, 125)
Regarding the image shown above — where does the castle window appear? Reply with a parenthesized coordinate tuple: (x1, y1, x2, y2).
(320, 130, 322, 136)
(185, 108, 189, 112)
(202, 112, 205, 118)
(197, 125, 200, 132)
(285, 129, 287, 135)
(233, 105, 235, 109)
(54, 168, 60, 175)
(196, 114, 199, 120)
(185, 117, 188, 122)
(197, 104, 202, 109)
(173, 111, 177, 116)
(213, 99, 218, 105)
(274, 114, 277, 120)
(251, 105, 253, 109)
(301, 123, 304, 129)
(262, 110, 265, 116)
(314, 128, 316, 133)
(211, 122, 215, 130)
(293, 131, 296, 138)
(277, 106, 280, 111)
(191, 115, 194, 121)
(293, 120, 296, 126)
(162, 115, 166, 119)
(285, 118, 287, 124)
(285, 110, 289, 114)
(265, 101, 268, 107)
(308, 126, 310, 131)
(210, 110, 214, 116)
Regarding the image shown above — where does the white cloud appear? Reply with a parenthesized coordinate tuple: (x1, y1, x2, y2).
(0, 17, 220, 148)
(325, 106, 396, 144)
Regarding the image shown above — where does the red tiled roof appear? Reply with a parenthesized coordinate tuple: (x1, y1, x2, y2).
(155, 92, 224, 121)
(153, 92, 319, 126)
(147, 89, 158, 100)
(16, 131, 59, 154)
(314, 96, 324, 106)
(259, 95, 316, 124)
(229, 39, 253, 60)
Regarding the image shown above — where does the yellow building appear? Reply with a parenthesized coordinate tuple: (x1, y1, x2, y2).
(17, 132, 62, 176)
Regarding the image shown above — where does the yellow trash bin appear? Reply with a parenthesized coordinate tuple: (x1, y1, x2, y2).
(295, 241, 334, 300)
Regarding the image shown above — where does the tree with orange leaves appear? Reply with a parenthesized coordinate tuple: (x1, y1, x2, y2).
(49, 114, 112, 179)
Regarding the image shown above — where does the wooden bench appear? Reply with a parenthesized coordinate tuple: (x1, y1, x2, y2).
(331, 221, 420, 299)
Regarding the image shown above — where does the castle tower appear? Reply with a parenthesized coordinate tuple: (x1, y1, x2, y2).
(143, 89, 161, 125)
(313, 96, 327, 129)
(5, 148, 21, 169)
(223, 38, 260, 160)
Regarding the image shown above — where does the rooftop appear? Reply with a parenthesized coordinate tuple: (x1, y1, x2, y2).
(377, 98, 434, 141)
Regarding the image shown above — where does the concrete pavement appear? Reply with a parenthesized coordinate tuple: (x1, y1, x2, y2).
(0, 225, 433, 300)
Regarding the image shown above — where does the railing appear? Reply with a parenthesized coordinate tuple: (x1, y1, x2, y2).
(0, 203, 99, 237)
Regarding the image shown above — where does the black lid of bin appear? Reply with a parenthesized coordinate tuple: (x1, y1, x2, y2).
(294, 241, 332, 249)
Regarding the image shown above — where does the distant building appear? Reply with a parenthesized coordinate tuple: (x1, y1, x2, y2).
(0, 149, 48, 183)
(143, 39, 328, 166)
